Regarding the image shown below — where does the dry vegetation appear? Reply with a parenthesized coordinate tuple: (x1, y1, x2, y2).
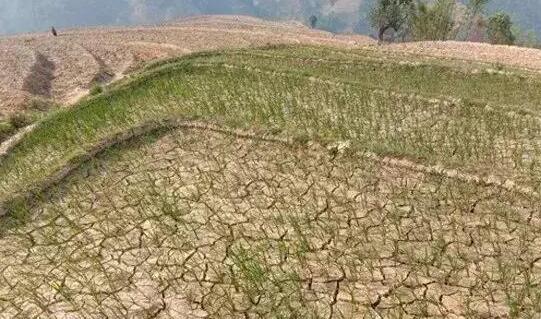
(4, 126, 540, 318)
(1, 16, 541, 318)
(4, 15, 541, 120)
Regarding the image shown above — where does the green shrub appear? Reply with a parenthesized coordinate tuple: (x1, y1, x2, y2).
(487, 12, 515, 45)
(8, 113, 33, 129)
(90, 85, 104, 96)
(0, 121, 15, 142)
(411, 0, 456, 41)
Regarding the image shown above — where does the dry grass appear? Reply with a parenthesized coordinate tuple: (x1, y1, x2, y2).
(5, 14, 541, 121)
(383, 40, 541, 72)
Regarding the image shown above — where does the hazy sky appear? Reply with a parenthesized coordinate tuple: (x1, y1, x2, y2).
(0, 0, 539, 38)
(0, 0, 328, 35)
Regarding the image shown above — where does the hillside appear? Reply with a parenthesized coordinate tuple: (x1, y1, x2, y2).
(5, 13, 541, 124)
(0, 15, 372, 119)
(1, 32, 541, 317)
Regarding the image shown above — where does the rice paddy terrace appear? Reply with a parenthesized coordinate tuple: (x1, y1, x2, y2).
(1, 44, 541, 318)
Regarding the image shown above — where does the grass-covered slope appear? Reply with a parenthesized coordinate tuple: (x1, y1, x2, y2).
(1, 45, 541, 318)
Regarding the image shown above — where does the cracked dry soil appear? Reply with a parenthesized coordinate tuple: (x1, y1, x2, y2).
(0, 127, 540, 318)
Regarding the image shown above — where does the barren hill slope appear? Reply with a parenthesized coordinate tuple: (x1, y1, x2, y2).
(384, 40, 541, 72)
(0, 15, 372, 119)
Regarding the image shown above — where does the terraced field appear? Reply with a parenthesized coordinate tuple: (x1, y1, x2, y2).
(1, 44, 541, 318)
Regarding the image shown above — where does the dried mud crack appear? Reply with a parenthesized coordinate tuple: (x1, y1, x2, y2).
(2, 120, 537, 218)
(0, 126, 540, 318)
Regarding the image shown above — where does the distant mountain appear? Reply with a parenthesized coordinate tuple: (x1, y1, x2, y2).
(0, 0, 539, 40)
(0, 0, 330, 35)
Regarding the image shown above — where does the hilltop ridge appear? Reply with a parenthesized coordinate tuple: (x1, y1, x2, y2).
(4, 15, 541, 122)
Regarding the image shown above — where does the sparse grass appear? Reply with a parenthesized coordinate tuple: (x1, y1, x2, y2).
(7, 113, 33, 129)
(26, 97, 56, 112)
(0, 47, 541, 318)
(1, 126, 538, 317)
(0, 99, 59, 144)
(0, 121, 15, 143)
(2, 10, 541, 315)
(201, 46, 541, 110)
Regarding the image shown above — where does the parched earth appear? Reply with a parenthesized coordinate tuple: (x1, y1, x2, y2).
(3, 14, 541, 319)
(383, 41, 541, 72)
(0, 15, 372, 119)
(1, 127, 540, 318)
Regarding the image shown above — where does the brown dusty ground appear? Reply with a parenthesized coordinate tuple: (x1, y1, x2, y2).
(0, 15, 372, 119)
(2, 18, 541, 318)
(383, 40, 541, 72)
(1, 126, 539, 318)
